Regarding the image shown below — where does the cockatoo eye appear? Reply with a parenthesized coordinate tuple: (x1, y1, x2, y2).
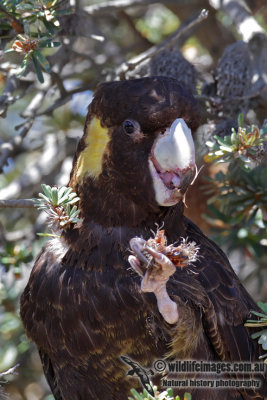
(123, 119, 140, 135)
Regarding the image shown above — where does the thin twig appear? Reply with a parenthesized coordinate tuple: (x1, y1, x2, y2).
(0, 75, 19, 118)
(117, 9, 209, 79)
(118, 10, 152, 49)
(0, 199, 35, 208)
(36, 82, 94, 117)
(0, 364, 19, 377)
(50, 71, 68, 97)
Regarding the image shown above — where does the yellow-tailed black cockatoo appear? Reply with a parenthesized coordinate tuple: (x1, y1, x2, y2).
(20, 77, 267, 400)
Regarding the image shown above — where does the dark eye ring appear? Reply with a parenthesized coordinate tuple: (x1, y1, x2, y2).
(123, 119, 140, 135)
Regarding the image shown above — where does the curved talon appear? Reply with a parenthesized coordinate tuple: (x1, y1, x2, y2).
(144, 246, 174, 267)
(144, 246, 176, 277)
(128, 255, 144, 277)
(129, 237, 149, 265)
(129, 237, 179, 324)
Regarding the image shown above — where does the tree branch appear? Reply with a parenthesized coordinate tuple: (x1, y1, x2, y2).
(0, 199, 34, 208)
(118, 10, 153, 50)
(0, 74, 34, 118)
(117, 9, 209, 79)
(36, 82, 94, 117)
(219, 0, 264, 42)
(0, 364, 19, 377)
(0, 75, 20, 118)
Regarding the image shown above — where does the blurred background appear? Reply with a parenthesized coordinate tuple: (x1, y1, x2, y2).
(0, 0, 266, 398)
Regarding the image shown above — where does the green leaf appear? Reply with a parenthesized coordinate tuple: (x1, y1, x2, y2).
(57, 186, 68, 198)
(16, 56, 30, 78)
(220, 145, 233, 152)
(41, 184, 52, 198)
(51, 187, 59, 205)
(59, 220, 68, 226)
(246, 319, 267, 326)
(53, 8, 73, 15)
(39, 40, 61, 48)
(258, 333, 267, 350)
(38, 193, 50, 203)
(66, 197, 80, 206)
(42, 18, 57, 34)
(31, 53, 44, 83)
(251, 329, 267, 340)
(69, 205, 77, 214)
(250, 310, 267, 319)
(69, 208, 80, 219)
(33, 185, 82, 231)
(48, 0, 58, 7)
(36, 10, 46, 18)
(16, 2, 34, 10)
(58, 190, 76, 204)
(129, 388, 143, 400)
(231, 131, 238, 144)
(184, 394, 192, 400)
(142, 389, 151, 399)
(166, 388, 173, 397)
(32, 197, 42, 204)
(205, 140, 215, 148)
(33, 49, 50, 73)
(238, 113, 243, 128)
(68, 192, 78, 199)
(258, 302, 267, 314)
(214, 135, 227, 147)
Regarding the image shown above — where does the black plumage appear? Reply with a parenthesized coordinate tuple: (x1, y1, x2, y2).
(20, 77, 266, 400)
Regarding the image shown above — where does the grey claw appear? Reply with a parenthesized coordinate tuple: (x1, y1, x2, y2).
(128, 255, 144, 277)
(129, 237, 149, 265)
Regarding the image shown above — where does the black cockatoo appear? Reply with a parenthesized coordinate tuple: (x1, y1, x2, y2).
(20, 77, 266, 400)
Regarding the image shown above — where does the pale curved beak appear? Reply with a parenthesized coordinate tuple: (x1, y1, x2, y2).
(153, 118, 195, 172)
(149, 118, 196, 206)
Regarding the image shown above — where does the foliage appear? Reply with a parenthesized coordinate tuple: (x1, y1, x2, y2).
(129, 387, 191, 400)
(135, 6, 180, 44)
(33, 184, 81, 233)
(203, 116, 267, 286)
(1, 0, 72, 82)
(245, 302, 267, 363)
(1, 242, 32, 276)
(0, 245, 32, 381)
(204, 114, 267, 359)
(204, 116, 267, 166)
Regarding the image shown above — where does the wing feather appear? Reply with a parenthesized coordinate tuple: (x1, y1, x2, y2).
(183, 218, 267, 398)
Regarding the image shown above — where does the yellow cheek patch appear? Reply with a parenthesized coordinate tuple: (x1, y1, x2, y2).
(76, 118, 110, 180)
